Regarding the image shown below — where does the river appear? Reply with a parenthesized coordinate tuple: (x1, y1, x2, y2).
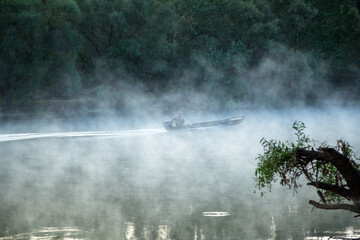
(0, 108, 359, 239)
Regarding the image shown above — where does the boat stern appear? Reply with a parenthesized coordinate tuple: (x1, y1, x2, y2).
(163, 120, 174, 131)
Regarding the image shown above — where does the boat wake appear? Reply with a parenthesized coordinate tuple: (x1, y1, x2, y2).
(0, 128, 167, 142)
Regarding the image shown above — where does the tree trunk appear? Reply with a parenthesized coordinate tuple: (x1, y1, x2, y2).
(296, 147, 360, 214)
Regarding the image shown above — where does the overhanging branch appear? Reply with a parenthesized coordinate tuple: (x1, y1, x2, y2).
(296, 148, 360, 191)
(309, 200, 360, 214)
(307, 182, 351, 199)
(320, 148, 360, 190)
(296, 148, 326, 164)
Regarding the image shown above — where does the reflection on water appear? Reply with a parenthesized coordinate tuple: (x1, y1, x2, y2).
(125, 222, 135, 240)
(0, 227, 86, 240)
(158, 225, 170, 240)
(1, 224, 359, 240)
(305, 227, 360, 239)
(202, 212, 230, 217)
(0, 111, 359, 240)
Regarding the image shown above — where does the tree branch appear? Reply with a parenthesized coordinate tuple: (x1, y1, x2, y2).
(321, 148, 360, 192)
(307, 182, 351, 199)
(296, 147, 360, 193)
(296, 148, 326, 164)
(317, 190, 327, 203)
(309, 200, 360, 214)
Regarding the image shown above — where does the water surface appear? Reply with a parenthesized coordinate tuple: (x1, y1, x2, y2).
(0, 108, 359, 239)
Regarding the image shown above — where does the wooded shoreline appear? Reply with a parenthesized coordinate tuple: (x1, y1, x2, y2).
(1, 0, 360, 110)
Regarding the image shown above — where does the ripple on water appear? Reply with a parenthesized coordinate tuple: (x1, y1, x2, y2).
(202, 212, 230, 217)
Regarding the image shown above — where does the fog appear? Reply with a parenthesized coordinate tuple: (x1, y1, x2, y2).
(1, 1, 359, 238)
(0, 105, 359, 239)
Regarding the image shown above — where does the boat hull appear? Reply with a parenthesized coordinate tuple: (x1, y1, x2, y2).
(163, 117, 244, 131)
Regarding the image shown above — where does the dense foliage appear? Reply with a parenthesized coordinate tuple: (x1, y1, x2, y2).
(1, 0, 360, 111)
(255, 122, 314, 195)
(255, 121, 360, 213)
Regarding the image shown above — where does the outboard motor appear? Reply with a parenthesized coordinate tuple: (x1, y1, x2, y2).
(163, 120, 173, 131)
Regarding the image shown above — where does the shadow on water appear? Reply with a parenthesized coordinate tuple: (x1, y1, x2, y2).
(0, 118, 359, 239)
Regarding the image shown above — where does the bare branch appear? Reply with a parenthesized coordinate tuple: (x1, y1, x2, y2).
(317, 190, 327, 203)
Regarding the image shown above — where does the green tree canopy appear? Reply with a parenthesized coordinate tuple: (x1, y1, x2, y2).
(0, 0, 83, 106)
(1, 0, 360, 112)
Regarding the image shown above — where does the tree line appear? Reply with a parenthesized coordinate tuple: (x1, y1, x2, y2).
(1, 0, 360, 111)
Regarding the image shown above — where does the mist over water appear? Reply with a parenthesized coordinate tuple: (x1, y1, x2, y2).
(1, 0, 360, 238)
(0, 106, 359, 239)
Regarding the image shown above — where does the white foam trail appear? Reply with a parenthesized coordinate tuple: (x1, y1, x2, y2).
(0, 128, 166, 142)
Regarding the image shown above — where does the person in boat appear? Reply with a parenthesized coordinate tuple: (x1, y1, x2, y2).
(171, 111, 185, 128)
